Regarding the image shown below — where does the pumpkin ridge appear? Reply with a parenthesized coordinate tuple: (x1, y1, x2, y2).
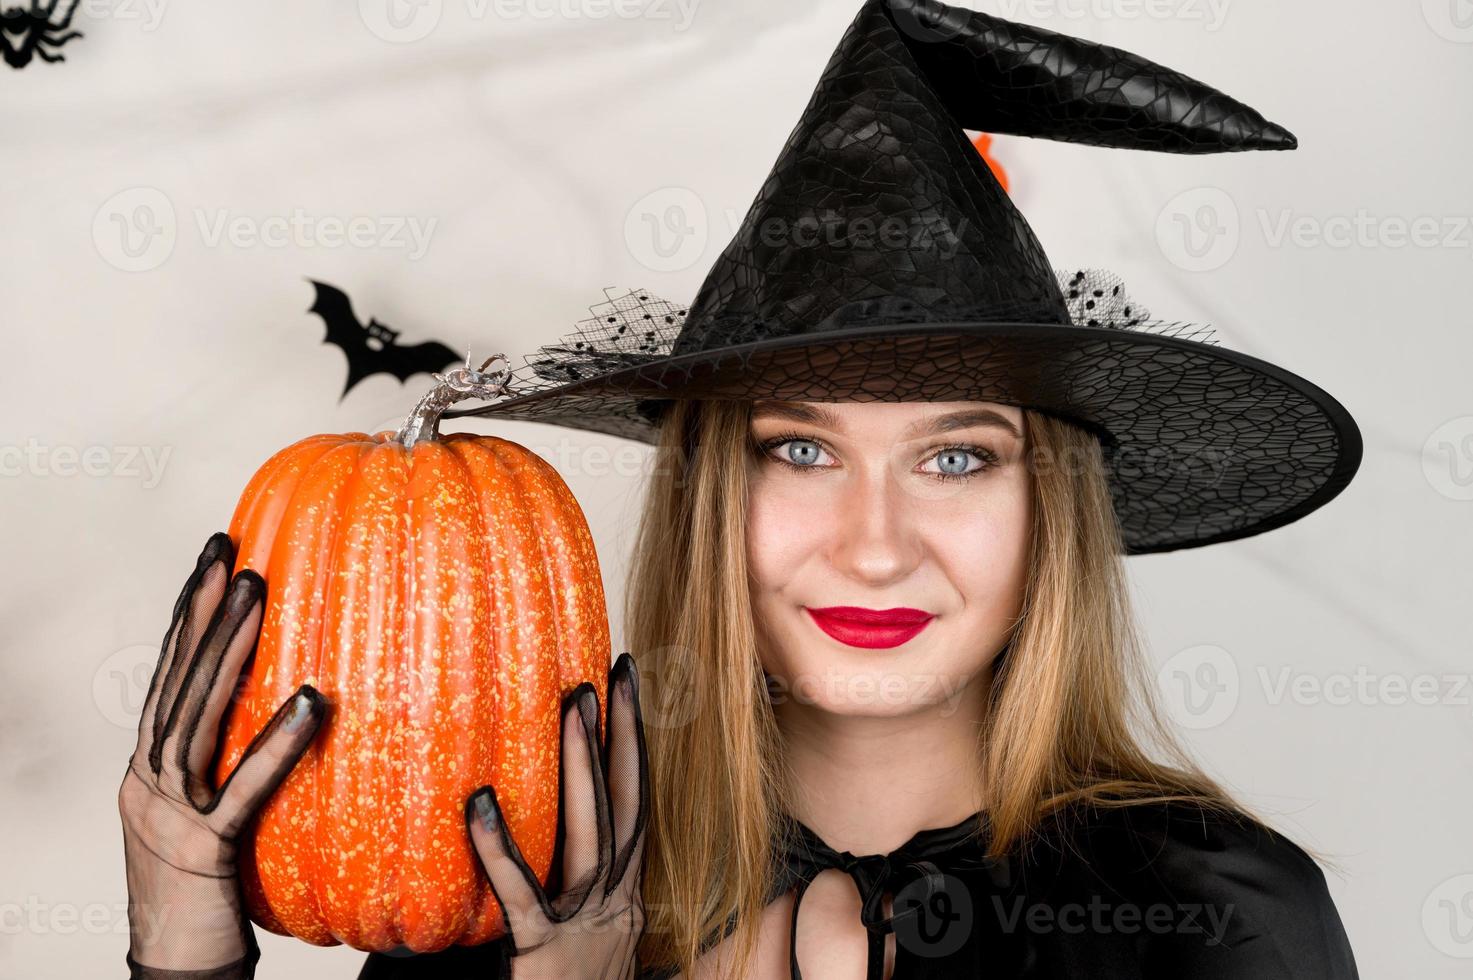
(311, 440, 377, 945)
(259, 439, 371, 944)
(313, 439, 401, 948)
(456, 437, 561, 920)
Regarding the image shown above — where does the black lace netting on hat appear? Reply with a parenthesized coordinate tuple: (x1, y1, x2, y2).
(441, 269, 1357, 555)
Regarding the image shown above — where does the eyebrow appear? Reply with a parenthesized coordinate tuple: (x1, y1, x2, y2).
(750, 401, 1022, 440)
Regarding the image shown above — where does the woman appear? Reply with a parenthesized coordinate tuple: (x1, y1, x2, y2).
(121, 0, 1365, 976)
(621, 396, 1358, 978)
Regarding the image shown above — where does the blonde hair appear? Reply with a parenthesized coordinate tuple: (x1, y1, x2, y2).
(625, 398, 1318, 979)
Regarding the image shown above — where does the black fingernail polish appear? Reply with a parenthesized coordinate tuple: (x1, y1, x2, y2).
(579, 687, 598, 732)
(474, 789, 498, 832)
(200, 532, 230, 567)
(229, 574, 260, 613)
(621, 659, 639, 704)
(284, 691, 316, 733)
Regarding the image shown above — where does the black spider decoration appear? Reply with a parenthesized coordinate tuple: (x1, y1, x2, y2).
(2, 0, 83, 69)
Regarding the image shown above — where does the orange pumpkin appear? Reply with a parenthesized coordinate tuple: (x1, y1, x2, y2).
(211, 358, 610, 953)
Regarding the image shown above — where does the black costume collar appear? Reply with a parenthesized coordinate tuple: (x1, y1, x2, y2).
(776, 809, 1003, 980)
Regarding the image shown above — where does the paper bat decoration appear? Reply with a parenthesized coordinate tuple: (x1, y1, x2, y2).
(307, 279, 460, 401)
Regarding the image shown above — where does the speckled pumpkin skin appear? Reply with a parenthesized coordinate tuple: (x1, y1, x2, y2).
(212, 430, 610, 953)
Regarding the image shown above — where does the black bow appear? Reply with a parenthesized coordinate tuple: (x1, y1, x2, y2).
(777, 815, 1006, 980)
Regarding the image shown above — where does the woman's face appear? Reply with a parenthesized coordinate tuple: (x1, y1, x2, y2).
(746, 399, 1031, 717)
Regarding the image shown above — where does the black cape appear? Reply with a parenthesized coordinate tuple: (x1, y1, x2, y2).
(357, 799, 1359, 979)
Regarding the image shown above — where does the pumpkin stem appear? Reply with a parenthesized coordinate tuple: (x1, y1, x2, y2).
(396, 352, 514, 449)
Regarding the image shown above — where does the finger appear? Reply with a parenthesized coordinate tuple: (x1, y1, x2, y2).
(207, 685, 326, 839)
(556, 683, 613, 916)
(467, 785, 555, 955)
(163, 571, 266, 808)
(604, 652, 650, 898)
(134, 533, 232, 770)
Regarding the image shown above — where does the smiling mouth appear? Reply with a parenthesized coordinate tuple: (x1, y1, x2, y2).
(803, 606, 935, 649)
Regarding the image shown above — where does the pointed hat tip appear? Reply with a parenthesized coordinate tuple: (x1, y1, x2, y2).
(1258, 119, 1297, 151)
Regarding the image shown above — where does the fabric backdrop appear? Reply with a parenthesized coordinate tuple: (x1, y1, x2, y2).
(2, 0, 1468, 976)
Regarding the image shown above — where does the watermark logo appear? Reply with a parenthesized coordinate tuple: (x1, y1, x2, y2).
(624, 186, 708, 273)
(1259, 666, 1473, 708)
(1422, 416, 1473, 501)
(894, 872, 973, 958)
(359, 0, 443, 43)
(1423, 873, 1473, 957)
(1155, 186, 1240, 272)
(0, 895, 160, 939)
(620, 646, 701, 732)
(94, 644, 159, 729)
(0, 439, 172, 487)
(1422, 0, 1473, 42)
(994, 0, 1231, 31)
(82, 0, 168, 30)
(992, 894, 1236, 940)
(1157, 188, 1473, 269)
(93, 187, 177, 272)
(93, 187, 439, 270)
(1156, 643, 1239, 729)
(359, 0, 700, 43)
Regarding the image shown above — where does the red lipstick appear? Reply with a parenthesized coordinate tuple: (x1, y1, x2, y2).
(804, 606, 935, 649)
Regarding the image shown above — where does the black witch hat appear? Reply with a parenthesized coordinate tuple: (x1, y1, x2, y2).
(446, 0, 1361, 555)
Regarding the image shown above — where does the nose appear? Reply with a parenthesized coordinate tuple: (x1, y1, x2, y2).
(826, 462, 923, 586)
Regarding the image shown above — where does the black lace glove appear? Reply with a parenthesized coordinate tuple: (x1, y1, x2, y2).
(466, 653, 650, 980)
(119, 532, 327, 978)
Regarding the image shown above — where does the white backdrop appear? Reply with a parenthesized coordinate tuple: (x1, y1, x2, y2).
(2, 0, 1469, 976)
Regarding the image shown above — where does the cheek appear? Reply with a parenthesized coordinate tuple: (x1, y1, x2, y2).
(925, 473, 1032, 607)
(745, 473, 829, 590)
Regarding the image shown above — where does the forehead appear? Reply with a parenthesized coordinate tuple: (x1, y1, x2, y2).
(749, 400, 1023, 439)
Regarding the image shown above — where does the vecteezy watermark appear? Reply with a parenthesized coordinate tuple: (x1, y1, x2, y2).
(0, 895, 168, 943)
(992, 0, 1232, 30)
(95, 644, 160, 730)
(1258, 666, 1473, 708)
(764, 667, 976, 718)
(623, 186, 709, 274)
(991, 894, 1236, 942)
(1422, 415, 1473, 501)
(92, 187, 438, 271)
(96, 640, 256, 730)
(1155, 186, 1241, 272)
(432, 424, 667, 481)
(732, 210, 968, 262)
(1257, 209, 1473, 251)
(0, 439, 171, 488)
(1423, 873, 1473, 957)
(1157, 186, 1473, 271)
(1422, 0, 1473, 42)
(1155, 644, 1240, 730)
(1155, 645, 1473, 730)
(358, 0, 700, 44)
(893, 872, 974, 959)
(623, 185, 970, 273)
(76, 0, 170, 31)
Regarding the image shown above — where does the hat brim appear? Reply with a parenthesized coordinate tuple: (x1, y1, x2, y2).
(443, 321, 1361, 556)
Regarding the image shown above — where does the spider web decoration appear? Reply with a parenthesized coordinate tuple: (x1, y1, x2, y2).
(509, 269, 1218, 396)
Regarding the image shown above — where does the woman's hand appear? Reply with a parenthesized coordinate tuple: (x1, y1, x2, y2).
(119, 531, 327, 973)
(466, 652, 650, 980)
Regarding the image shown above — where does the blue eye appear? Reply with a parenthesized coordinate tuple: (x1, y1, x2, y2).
(770, 436, 828, 468)
(755, 431, 998, 483)
(925, 447, 988, 480)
